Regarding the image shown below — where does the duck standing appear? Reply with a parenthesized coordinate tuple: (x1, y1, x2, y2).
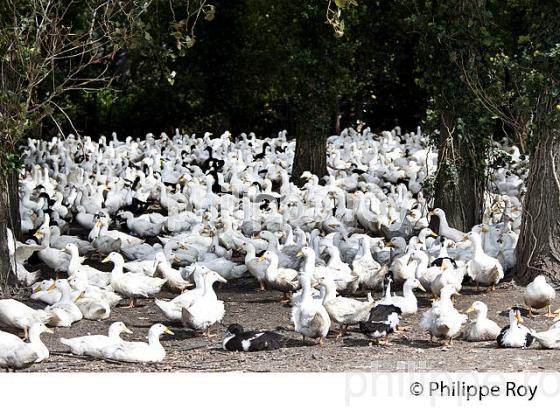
(103, 252, 167, 308)
(291, 272, 331, 346)
(420, 284, 467, 346)
(524, 275, 556, 318)
(360, 277, 402, 345)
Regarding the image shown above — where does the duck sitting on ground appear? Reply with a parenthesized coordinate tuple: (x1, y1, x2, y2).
(154, 266, 215, 322)
(524, 275, 556, 318)
(60, 322, 134, 357)
(497, 308, 534, 348)
(0, 323, 53, 370)
(533, 317, 560, 349)
(0, 323, 52, 365)
(222, 323, 286, 352)
(45, 279, 84, 327)
(100, 323, 174, 363)
(461, 301, 501, 342)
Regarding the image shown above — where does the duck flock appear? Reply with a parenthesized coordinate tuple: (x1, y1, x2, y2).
(2, 126, 560, 371)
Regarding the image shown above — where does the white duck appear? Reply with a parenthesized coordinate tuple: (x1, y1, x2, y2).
(103, 252, 167, 307)
(524, 275, 556, 318)
(66, 244, 111, 287)
(259, 250, 299, 300)
(153, 251, 192, 293)
(101, 323, 174, 363)
(461, 301, 501, 342)
(60, 321, 134, 357)
(33, 224, 73, 273)
(420, 285, 467, 346)
(31, 279, 61, 305)
(464, 231, 504, 291)
(0, 323, 53, 369)
(390, 277, 426, 315)
(45, 279, 83, 327)
(428, 208, 465, 242)
(317, 274, 374, 337)
(291, 272, 331, 346)
(154, 266, 217, 322)
(180, 270, 227, 335)
(0, 299, 53, 339)
(351, 236, 387, 290)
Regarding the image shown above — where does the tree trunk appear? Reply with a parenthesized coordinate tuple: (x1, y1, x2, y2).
(290, 121, 328, 187)
(431, 114, 484, 232)
(515, 133, 560, 287)
(0, 172, 18, 296)
(8, 170, 20, 237)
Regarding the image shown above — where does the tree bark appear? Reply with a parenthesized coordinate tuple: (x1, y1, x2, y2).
(0, 172, 18, 295)
(290, 121, 328, 187)
(431, 114, 485, 232)
(515, 133, 560, 287)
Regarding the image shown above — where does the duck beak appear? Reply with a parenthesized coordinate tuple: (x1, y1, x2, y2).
(430, 232, 438, 238)
(46, 283, 56, 291)
(516, 312, 524, 323)
(463, 234, 469, 240)
(464, 306, 475, 313)
(554, 308, 560, 315)
(427, 211, 434, 217)
(123, 325, 134, 335)
(179, 244, 188, 250)
(257, 256, 266, 262)
(217, 275, 228, 284)
(102, 256, 111, 263)
(296, 251, 304, 257)
(164, 327, 175, 336)
(33, 231, 43, 239)
(43, 326, 54, 334)
(32, 285, 42, 293)
(417, 284, 426, 292)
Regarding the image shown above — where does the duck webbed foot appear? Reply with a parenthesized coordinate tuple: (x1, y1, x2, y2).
(545, 306, 556, 318)
(123, 298, 136, 308)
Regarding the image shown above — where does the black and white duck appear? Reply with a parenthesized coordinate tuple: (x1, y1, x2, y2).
(497, 308, 534, 348)
(222, 323, 286, 352)
(360, 277, 402, 345)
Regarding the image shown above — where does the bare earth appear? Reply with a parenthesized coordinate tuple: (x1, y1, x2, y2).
(6, 276, 560, 373)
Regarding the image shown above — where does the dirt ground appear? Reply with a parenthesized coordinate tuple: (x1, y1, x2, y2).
(6, 275, 560, 373)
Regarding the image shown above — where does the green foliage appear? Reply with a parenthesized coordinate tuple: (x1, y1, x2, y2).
(78, 1, 425, 137)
